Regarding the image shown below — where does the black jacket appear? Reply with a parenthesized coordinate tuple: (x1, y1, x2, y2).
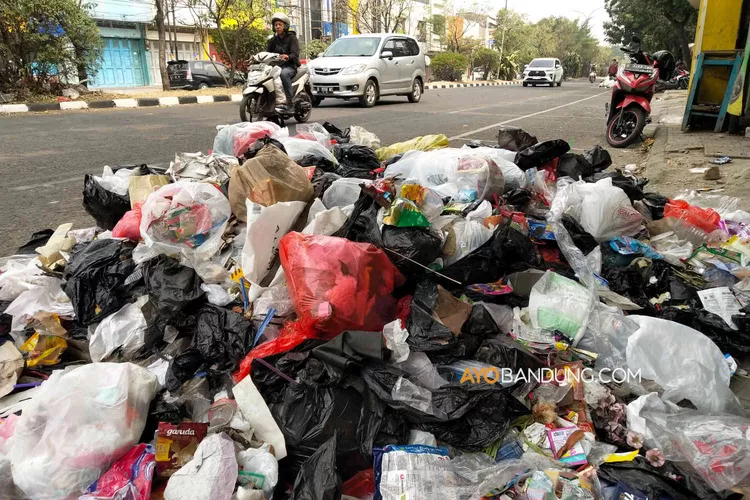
(267, 30, 300, 68)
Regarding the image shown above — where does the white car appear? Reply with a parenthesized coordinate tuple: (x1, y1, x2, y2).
(522, 58, 564, 87)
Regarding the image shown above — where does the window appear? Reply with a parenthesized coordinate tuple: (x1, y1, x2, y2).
(192, 61, 204, 71)
(386, 38, 409, 57)
(406, 39, 420, 56)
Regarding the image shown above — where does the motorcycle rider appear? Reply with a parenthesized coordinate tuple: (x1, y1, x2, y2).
(267, 12, 300, 112)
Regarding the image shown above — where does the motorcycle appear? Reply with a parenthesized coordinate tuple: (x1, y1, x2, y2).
(605, 36, 674, 148)
(589, 70, 597, 83)
(655, 68, 690, 93)
(239, 52, 313, 125)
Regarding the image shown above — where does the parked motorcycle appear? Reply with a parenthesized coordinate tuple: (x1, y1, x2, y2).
(655, 68, 690, 93)
(239, 52, 313, 125)
(605, 36, 675, 147)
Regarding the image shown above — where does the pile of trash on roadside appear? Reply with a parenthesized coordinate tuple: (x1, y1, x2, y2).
(2, 117, 750, 500)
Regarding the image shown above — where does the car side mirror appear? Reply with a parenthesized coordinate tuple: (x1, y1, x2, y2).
(380, 50, 394, 60)
(555, 63, 560, 68)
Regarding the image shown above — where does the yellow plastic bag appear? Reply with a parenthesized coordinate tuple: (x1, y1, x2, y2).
(375, 134, 449, 161)
(20, 333, 67, 367)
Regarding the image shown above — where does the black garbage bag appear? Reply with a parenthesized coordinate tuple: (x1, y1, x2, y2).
(561, 214, 599, 254)
(143, 256, 205, 317)
(322, 121, 350, 144)
(0, 301, 12, 338)
(381, 226, 442, 280)
(462, 303, 506, 337)
(361, 362, 530, 449)
(514, 140, 570, 171)
(599, 458, 740, 500)
(82, 174, 131, 230)
(193, 304, 254, 373)
(311, 330, 385, 369)
(382, 153, 404, 167)
(312, 170, 342, 199)
(241, 137, 286, 161)
(406, 281, 465, 354)
(333, 193, 383, 247)
(334, 144, 381, 179)
(439, 235, 500, 287)
(584, 170, 647, 201)
(583, 145, 612, 171)
(491, 222, 541, 272)
(299, 153, 337, 172)
(661, 306, 750, 358)
(502, 188, 533, 207)
(496, 125, 538, 152)
(64, 239, 136, 326)
(291, 434, 342, 500)
(166, 348, 205, 391)
(557, 153, 594, 180)
(643, 192, 669, 220)
(16, 229, 54, 254)
(474, 335, 544, 372)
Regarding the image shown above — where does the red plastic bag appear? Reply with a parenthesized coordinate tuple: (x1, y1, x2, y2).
(664, 199, 721, 233)
(233, 122, 282, 157)
(81, 443, 155, 500)
(342, 469, 375, 497)
(281, 233, 404, 335)
(111, 202, 143, 240)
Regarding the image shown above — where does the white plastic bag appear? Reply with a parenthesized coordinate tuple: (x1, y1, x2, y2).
(571, 178, 644, 241)
(213, 122, 281, 156)
(94, 166, 133, 196)
(140, 181, 231, 267)
(626, 315, 743, 415)
(439, 213, 493, 267)
(164, 433, 238, 500)
(459, 146, 529, 190)
(383, 319, 410, 363)
(4, 277, 74, 333)
(296, 123, 332, 149)
(241, 200, 307, 286)
(234, 376, 287, 460)
(201, 283, 233, 306)
(383, 149, 505, 202)
(322, 178, 363, 209)
(0, 255, 44, 301)
(277, 137, 336, 166)
(10, 363, 158, 499)
(349, 125, 381, 149)
(236, 444, 278, 499)
(89, 296, 149, 362)
(528, 271, 591, 344)
(302, 201, 349, 236)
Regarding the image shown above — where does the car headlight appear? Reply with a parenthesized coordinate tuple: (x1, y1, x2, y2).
(341, 64, 366, 75)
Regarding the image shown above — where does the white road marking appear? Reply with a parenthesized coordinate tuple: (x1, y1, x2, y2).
(449, 91, 610, 140)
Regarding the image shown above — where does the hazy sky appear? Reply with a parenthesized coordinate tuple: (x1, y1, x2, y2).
(469, 0, 611, 43)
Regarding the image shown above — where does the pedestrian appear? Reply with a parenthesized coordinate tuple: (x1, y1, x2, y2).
(608, 58, 619, 78)
(267, 12, 300, 112)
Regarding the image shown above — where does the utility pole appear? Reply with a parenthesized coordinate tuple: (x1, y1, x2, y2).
(498, 0, 508, 63)
(155, 0, 170, 89)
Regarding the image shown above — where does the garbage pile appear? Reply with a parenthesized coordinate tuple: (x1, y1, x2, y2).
(2, 120, 750, 500)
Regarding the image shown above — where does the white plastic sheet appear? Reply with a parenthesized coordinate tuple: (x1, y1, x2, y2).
(4, 277, 74, 333)
(383, 319, 410, 363)
(233, 376, 287, 460)
(10, 363, 158, 499)
(349, 125, 381, 149)
(241, 200, 306, 286)
(94, 166, 133, 196)
(570, 178, 644, 241)
(89, 296, 149, 362)
(0, 255, 44, 301)
(277, 136, 336, 166)
(626, 315, 744, 415)
(302, 200, 349, 236)
(164, 433, 238, 500)
(459, 146, 529, 190)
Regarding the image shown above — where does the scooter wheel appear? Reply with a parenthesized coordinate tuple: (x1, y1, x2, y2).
(607, 107, 647, 148)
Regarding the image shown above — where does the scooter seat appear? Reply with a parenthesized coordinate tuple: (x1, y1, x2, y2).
(292, 66, 308, 83)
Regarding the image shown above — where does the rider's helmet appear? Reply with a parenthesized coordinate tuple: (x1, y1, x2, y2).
(271, 12, 290, 31)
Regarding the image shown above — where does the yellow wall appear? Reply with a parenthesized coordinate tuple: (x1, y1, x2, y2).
(690, 0, 743, 103)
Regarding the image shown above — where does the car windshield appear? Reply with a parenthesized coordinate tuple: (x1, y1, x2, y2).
(323, 37, 381, 57)
(529, 59, 555, 68)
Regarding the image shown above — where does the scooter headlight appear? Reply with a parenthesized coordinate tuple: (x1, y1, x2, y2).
(341, 64, 366, 75)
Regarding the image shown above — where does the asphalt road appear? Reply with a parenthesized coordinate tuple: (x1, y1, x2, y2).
(0, 81, 638, 256)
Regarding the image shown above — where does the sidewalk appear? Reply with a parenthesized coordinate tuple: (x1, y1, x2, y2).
(643, 90, 750, 211)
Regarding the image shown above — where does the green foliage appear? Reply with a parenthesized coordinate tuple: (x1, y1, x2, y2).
(211, 27, 269, 73)
(431, 52, 468, 81)
(604, 0, 697, 65)
(474, 47, 499, 79)
(302, 39, 329, 59)
(431, 14, 446, 37)
(497, 52, 518, 80)
(0, 0, 103, 91)
(493, 9, 601, 78)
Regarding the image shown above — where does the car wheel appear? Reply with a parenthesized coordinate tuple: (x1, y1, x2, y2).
(359, 80, 378, 108)
(198, 82, 209, 90)
(523, 82, 528, 87)
(407, 78, 422, 103)
(557, 77, 562, 87)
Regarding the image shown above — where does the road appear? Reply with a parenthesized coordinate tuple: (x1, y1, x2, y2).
(0, 81, 640, 256)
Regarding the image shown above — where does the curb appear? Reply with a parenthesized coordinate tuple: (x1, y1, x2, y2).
(425, 81, 520, 90)
(0, 94, 242, 115)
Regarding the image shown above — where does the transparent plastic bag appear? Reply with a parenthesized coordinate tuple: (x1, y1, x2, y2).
(233, 122, 282, 157)
(140, 182, 231, 266)
(393, 351, 449, 390)
(95, 165, 133, 196)
(236, 444, 278, 499)
(440, 215, 494, 266)
(573, 178, 644, 241)
(89, 296, 149, 362)
(349, 125, 381, 149)
(626, 315, 743, 415)
(528, 271, 591, 343)
(460, 146, 529, 190)
(296, 123, 332, 149)
(674, 190, 740, 218)
(383, 319, 410, 363)
(322, 178, 363, 209)
(213, 123, 272, 156)
(278, 137, 336, 166)
(383, 149, 505, 203)
(9, 363, 158, 499)
(375, 134, 449, 161)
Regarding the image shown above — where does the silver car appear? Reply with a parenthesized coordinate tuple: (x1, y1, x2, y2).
(309, 34, 426, 108)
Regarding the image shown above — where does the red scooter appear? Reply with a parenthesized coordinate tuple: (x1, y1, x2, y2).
(606, 36, 675, 147)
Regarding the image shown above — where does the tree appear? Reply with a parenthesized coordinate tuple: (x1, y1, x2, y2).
(0, 0, 102, 92)
(493, 9, 536, 64)
(211, 26, 268, 73)
(474, 46, 499, 79)
(345, 0, 412, 34)
(154, 0, 170, 91)
(604, 0, 697, 67)
(186, 0, 267, 86)
(497, 51, 518, 80)
(302, 39, 329, 59)
(445, 15, 478, 54)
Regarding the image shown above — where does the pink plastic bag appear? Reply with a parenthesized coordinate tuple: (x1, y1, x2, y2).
(233, 122, 283, 157)
(112, 202, 143, 240)
(80, 443, 155, 500)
